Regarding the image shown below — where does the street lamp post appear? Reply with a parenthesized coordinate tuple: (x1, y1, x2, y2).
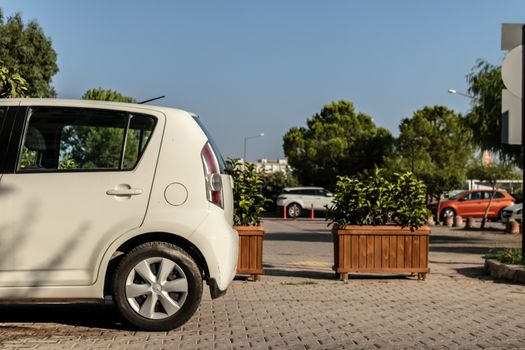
(243, 133, 264, 163)
(447, 88, 474, 100)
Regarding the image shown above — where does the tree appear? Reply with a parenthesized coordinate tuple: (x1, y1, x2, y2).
(0, 66, 27, 98)
(260, 171, 299, 212)
(0, 9, 58, 97)
(465, 59, 520, 164)
(385, 106, 474, 211)
(466, 161, 520, 228)
(82, 88, 136, 103)
(283, 100, 394, 189)
(228, 158, 270, 226)
(54, 88, 140, 169)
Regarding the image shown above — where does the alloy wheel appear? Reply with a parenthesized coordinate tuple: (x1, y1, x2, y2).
(125, 257, 188, 320)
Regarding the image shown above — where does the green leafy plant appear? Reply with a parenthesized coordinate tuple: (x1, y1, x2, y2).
(393, 172, 431, 230)
(327, 170, 430, 231)
(0, 66, 27, 98)
(228, 158, 270, 226)
(485, 249, 524, 266)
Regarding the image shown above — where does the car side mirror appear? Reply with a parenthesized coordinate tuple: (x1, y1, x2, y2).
(326, 193, 334, 197)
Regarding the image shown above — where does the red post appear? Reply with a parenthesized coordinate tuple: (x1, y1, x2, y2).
(311, 203, 314, 220)
(283, 205, 287, 220)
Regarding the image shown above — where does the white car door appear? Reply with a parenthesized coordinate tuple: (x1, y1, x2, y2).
(317, 189, 334, 210)
(0, 106, 163, 287)
(304, 189, 323, 211)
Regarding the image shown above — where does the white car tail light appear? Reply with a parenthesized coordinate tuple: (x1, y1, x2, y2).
(201, 142, 223, 208)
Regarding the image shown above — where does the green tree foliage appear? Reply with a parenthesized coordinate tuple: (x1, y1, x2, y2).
(260, 171, 299, 211)
(0, 9, 58, 97)
(71, 89, 141, 170)
(386, 106, 474, 201)
(228, 159, 270, 226)
(466, 161, 520, 228)
(467, 161, 521, 189)
(82, 88, 136, 103)
(283, 101, 394, 189)
(0, 66, 27, 98)
(60, 125, 125, 169)
(465, 59, 520, 164)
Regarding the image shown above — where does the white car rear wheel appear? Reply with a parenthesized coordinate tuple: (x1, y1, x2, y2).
(112, 242, 202, 331)
(287, 203, 302, 218)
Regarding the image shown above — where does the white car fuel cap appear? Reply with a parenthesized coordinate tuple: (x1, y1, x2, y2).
(164, 183, 188, 206)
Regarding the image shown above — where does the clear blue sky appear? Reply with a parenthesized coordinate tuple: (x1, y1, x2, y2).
(2, 1, 524, 161)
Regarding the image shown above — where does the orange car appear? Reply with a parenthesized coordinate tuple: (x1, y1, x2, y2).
(439, 189, 515, 221)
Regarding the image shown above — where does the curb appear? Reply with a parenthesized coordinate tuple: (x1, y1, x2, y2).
(484, 259, 525, 284)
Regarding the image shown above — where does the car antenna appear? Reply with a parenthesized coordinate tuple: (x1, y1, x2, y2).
(137, 95, 166, 104)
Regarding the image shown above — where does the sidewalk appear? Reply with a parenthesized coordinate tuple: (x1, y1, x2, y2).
(0, 219, 523, 349)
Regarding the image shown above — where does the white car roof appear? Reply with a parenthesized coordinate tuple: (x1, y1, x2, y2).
(0, 98, 194, 118)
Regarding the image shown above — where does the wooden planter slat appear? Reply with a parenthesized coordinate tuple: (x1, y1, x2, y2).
(333, 225, 430, 280)
(233, 226, 264, 281)
(374, 236, 381, 268)
(396, 236, 404, 267)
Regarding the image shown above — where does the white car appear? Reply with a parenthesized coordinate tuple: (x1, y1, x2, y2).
(0, 99, 237, 331)
(501, 203, 522, 223)
(276, 187, 334, 218)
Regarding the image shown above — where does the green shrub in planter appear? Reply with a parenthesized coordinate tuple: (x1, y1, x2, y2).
(327, 170, 430, 231)
(228, 158, 270, 226)
(393, 172, 431, 230)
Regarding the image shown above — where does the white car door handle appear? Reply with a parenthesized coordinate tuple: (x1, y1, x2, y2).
(106, 188, 143, 196)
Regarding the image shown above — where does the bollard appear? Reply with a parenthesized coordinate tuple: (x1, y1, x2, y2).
(311, 203, 314, 220)
(453, 215, 463, 228)
(506, 219, 520, 234)
(465, 217, 476, 229)
(283, 205, 287, 220)
(427, 215, 435, 226)
(445, 215, 453, 227)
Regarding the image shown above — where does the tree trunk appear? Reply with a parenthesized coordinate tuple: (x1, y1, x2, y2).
(436, 198, 441, 223)
(480, 188, 497, 229)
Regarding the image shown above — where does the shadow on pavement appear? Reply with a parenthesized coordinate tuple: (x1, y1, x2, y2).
(263, 268, 415, 281)
(454, 266, 487, 279)
(264, 232, 332, 243)
(263, 268, 335, 280)
(430, 235, 485, 243)
(458, 227, 506, 233)
(0, 303, 125, 330)
(430, 246, 495, 255)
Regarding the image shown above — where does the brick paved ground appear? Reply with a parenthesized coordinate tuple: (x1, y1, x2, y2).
(0, 218, 523, 349)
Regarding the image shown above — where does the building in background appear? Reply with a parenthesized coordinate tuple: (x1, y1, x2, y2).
(254, 159, 291, 174)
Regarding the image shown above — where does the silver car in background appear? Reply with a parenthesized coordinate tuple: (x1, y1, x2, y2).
(501, 203, 522, 223)
(276, 187, 334, 218)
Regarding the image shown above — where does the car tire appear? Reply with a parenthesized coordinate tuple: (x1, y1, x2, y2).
(440, 207, 455, 222)
(112, 241, 203, 331)
(287, 203, 302, 218)
(498, 209, 504, 222)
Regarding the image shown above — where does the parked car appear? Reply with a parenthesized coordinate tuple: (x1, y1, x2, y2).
(0, 99, 237, 331)
(500, 203, 523, 223)
(438, 189, 515, 221)
(276, 187, 334, 218)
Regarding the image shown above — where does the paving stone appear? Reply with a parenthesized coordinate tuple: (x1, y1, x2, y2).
(0, 219, 523, 349)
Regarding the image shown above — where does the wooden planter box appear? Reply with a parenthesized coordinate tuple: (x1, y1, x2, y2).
(234, 225, 264, 281)
(332, 225, 430, 280)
